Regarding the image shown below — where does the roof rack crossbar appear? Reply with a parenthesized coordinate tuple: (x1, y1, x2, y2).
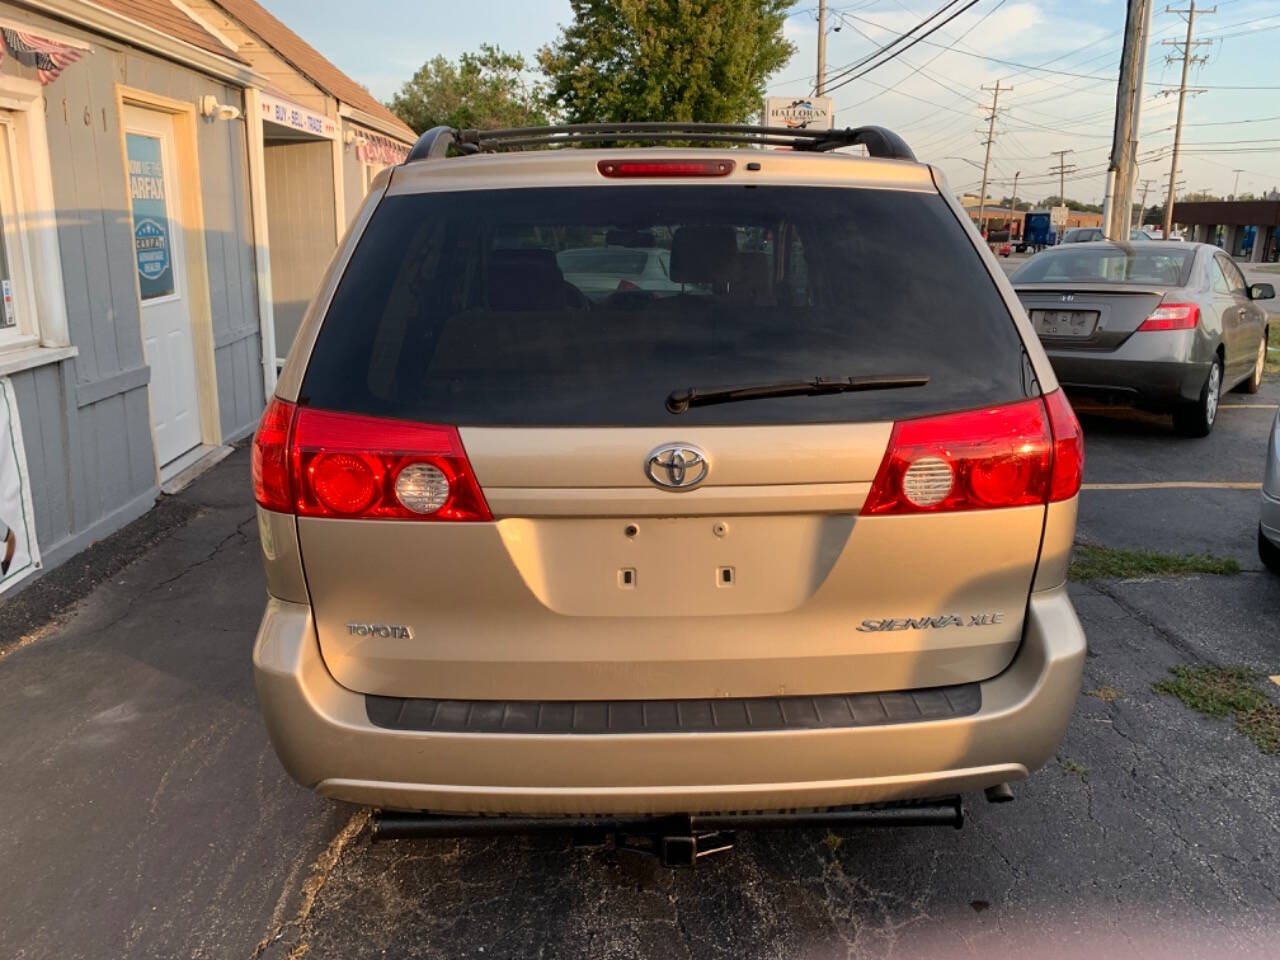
(472, 132, 836, 151)
(404, 122, 915, 163)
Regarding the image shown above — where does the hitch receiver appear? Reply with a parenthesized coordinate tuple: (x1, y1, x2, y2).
(371, 798, 964, 867)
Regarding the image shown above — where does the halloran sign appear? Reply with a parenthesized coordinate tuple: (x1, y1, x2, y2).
(764, 97, 834, 131)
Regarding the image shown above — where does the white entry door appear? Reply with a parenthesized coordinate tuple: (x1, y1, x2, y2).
(124, 106, 201, 469)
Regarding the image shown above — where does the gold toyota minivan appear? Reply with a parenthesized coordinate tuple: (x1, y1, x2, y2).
(252, 124, 1086, 848)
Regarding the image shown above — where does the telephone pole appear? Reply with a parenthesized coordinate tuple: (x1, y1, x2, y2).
(816, 0, 827, 95)
(976, 80, 1009, 238)
(1011, 170, 1021, 236)
(1232, 169, 1243, 198)
(1106, 0, 1151, 239)
(1050, 148, 1076, 203)
(1134, 178, 1155, 230)
(1162, 1, 1215, 237)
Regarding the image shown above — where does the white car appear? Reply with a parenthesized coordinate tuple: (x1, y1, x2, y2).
(556, 245, 681, 302)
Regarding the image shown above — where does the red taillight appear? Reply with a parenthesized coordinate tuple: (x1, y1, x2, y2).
(252, 396, 295, 513)
(1137, 302, 1200, 331)
(863, 398, 1054, 515)
(616, 278, 641, 291)
(289, 408, 491, 521)
(252, 401, 490, 521)
(1043, 389, 1084, 501)
(597, 159, 734, 178)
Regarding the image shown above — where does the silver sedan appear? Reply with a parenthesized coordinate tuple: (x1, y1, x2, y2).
(1013, 242, 1273, 437)
(1262, 407, 1280, 573)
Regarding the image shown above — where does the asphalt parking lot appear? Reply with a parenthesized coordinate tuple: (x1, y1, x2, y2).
(2, 328, 1279, 959)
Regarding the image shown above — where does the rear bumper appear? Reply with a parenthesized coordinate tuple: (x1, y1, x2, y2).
(253, 586, 1086, 814)
(1261, 491, 1280, 546)
(1046, 354, 1209, 408)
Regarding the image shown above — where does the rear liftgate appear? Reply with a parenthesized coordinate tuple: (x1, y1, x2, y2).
(371, 799, 966, 868)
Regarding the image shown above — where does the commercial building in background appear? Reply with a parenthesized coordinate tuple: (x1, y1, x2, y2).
(960, 199, 1102, 240)
(1172, 199, 1280, 262)
(0, 0, 413, 588)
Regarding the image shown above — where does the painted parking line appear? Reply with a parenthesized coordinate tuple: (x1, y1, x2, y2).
(1218, 403, 1279, 410)
(1082, 481, 1263, 491)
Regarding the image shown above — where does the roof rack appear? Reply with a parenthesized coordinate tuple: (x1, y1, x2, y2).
(404, 122, 916, 164)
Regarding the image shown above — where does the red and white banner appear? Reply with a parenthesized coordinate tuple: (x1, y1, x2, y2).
(356, 132, 410, 167)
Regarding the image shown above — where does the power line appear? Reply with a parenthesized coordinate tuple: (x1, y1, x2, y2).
(822, 25, 1279, 88)
(821, 0, 984, 95)
(816, 0, 969, 93)
(833, 0, 1009, 115)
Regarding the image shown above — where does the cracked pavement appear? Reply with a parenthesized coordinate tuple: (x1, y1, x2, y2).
(2, 379, 1279, 959)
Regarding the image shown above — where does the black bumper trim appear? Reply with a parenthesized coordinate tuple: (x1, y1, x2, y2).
(364, 683, 981, 735)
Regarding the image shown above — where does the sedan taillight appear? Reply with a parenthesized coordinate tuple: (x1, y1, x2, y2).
(1137, 302, 1200, 331)
(251, 398, 491, 521)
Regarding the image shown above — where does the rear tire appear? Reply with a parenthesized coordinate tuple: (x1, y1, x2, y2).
(1238, 330, 1266, 394)
(1261, 526, 1280, 574)
(1172, 357, 1221, 438)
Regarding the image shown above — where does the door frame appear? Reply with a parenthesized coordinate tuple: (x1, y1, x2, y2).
(114, 85, 221, 474)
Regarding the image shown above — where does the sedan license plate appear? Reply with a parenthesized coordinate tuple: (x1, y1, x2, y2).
(1031, 309, 1098, 338)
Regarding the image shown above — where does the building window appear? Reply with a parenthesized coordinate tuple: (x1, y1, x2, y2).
(0, 114, 37, 351)
(0, 75, 70, 362)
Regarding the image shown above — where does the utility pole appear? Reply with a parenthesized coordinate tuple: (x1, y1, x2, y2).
(1162, 1, 1214, 238)
(976, 80, 1008, 239)
(1105, 0, 1154, 239)
(1011, 170, 1021, 238)
(1134, 178, 1155, 230)
(1049, 148, 1076, 203)
(816, 0, 827, 96)
(1106, 0, 1149, 239)
(1049, 149, 1076, 243)
(1122, 0, 1156, 234)
(1231, 169, 1243, 199)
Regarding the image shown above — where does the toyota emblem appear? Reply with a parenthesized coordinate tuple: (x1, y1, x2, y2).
(645, 443, 710, 491)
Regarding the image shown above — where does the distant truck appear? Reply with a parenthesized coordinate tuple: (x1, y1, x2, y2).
(1013, 211, 1054, 252)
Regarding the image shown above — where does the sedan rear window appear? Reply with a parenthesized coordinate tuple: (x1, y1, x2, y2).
(1013, 247, 1194, 286)
(301, 185, 1029, 426)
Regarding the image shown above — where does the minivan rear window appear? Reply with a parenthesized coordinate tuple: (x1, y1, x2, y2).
(301, 186, 1029, 426)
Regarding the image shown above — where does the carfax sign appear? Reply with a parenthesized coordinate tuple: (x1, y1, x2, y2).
(126, 133, 175, 301)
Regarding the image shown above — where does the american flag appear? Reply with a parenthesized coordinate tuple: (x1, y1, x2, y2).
(1, 29, 83, 85)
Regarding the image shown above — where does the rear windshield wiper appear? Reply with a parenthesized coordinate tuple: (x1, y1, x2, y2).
(665, 375, 929, 414)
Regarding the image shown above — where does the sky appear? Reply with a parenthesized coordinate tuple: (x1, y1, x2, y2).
(259, 0, 1280, 205)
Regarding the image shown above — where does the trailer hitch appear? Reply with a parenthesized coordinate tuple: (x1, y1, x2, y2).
(371, 798, 964, 868)
(613, 817, 737, 867)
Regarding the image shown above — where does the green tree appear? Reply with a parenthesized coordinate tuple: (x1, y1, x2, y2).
(1039, 196, 1103, 214)
(538, 0, 794, 124)
(388, 45, 547, 134)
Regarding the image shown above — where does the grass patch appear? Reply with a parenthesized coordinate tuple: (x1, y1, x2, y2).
(1266, 324, 1279, 379)
(1237, 704, 1280, 755)
(1086, 685, 1125, 702)
(1154, 665, 1280, 755)
(1069, 544, 1240, 581)
(1060, 758, 1088, 778)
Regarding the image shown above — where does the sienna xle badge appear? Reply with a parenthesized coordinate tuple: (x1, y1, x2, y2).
(251, 122, 1087, 867)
